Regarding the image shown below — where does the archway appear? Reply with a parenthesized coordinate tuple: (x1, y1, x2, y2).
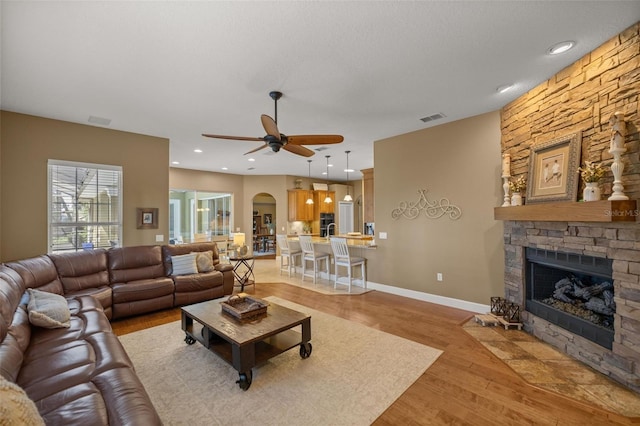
(252, 192, 276, 258)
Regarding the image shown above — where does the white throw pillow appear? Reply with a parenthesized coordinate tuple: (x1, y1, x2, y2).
(193, 251, 215, 273)
(27, 289, 70, 329)
(171, 253, 198, 275)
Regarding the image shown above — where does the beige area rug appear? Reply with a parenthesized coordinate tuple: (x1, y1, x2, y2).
(119, 297, 442, 425)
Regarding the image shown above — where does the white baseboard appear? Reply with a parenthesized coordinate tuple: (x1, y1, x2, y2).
(366, 281, 490, 314)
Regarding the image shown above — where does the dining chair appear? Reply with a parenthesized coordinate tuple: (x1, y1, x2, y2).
(298, 235, 330, 284)
(330, 237, 366, 292)
(276, 234, 301, 277)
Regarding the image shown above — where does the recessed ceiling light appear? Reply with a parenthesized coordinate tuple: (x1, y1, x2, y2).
(171, 161, 180, 165)
(548, 40, 575, 55)
(497, 84, 514, 94)
(222, 167, 228, 171)
(344, 168, 354, 173)
(194, 149, 203, 153)
(248, 158, 255, 162)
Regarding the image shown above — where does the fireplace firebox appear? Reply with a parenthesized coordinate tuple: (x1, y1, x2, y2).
(525, 248, 614, 349)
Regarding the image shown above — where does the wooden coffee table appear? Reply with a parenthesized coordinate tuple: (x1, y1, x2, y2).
(181, 298, 312, 390)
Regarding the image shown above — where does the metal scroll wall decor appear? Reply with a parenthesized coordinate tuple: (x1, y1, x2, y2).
(391, 189, 462, 220)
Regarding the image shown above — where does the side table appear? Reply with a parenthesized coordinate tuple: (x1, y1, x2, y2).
(228, 253, 255, 292)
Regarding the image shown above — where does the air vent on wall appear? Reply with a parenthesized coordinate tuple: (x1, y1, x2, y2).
(420, 113, 446, 123)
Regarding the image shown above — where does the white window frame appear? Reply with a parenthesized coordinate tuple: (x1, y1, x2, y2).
(48, 159, 123, 253)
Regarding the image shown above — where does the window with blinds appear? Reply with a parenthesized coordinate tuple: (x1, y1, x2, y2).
(48, 160, 122, 253)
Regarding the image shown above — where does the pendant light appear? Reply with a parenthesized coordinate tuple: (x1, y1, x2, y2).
(343, 150, 353, 202)
(306, 160, 314, 205)
(324, 155, 332, 204)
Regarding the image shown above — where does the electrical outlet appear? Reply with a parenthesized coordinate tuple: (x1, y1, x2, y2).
(155, 235, 164, 242)
(437, 273, 443, 281)
(379, 232, 387, 239)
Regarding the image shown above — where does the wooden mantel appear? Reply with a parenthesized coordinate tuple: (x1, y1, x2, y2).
(494, 200, 638, 223)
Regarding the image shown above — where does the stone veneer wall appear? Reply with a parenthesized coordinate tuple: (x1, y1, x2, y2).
(501, 22, 640, 200)
(503, 220, 640, 393)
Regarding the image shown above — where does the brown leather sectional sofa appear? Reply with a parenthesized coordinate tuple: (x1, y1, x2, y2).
(0, 242, 234, 424)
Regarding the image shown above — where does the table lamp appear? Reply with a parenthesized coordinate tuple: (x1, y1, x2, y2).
(233, 232, 247, 255)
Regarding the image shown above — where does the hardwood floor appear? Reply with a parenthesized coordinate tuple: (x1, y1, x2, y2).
(111, 282, 638, 425)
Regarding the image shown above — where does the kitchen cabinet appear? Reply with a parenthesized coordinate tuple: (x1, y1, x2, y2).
(288, 190, 314, 221)
(313, 190, 335, 214)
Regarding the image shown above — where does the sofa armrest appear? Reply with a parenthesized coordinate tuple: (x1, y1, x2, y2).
(215, 264, 234, 295)
(214, 263, 233, 273)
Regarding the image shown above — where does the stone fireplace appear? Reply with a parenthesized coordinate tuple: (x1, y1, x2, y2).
(500, 211, 640, 394)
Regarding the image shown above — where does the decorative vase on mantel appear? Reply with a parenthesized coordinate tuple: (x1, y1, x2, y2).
(511, 192, 523, 206)
(583, 182, 601, 202)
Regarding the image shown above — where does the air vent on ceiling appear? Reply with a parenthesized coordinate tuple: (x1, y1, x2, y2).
(420, 113, 446, 123)
(88, 115, 111, 126)
(247, 167, 255, 171)
(314, 147, 329, 152)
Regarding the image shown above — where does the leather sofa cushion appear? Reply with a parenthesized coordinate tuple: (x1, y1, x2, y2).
(108, 246, 165, 283)
(5, 256, 64, 295)
(0, 307, 31, 382)
(0, 265, 26, 343)
(173, 271, 223, 293)
(49, 250, 110, 293)
(111, 278, 174, 304)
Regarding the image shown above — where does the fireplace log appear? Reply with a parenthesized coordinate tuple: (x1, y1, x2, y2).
(573, 281, 613, 300)
(585, 296, 615, 316)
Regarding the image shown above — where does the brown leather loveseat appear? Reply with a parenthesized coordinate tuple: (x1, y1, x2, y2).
(0, 242, 234, 424)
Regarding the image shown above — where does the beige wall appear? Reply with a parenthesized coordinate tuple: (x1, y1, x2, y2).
(372, 111, 504, 304)
(1, 111, 170, 261)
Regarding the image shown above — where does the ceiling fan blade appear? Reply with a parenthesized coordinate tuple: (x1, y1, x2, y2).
(202, 133, 264, 142)
(286, 134, 344, 145)
(283, 144, 315, 157)
(260, 114, 281, 139)
(243, 144, 269, 155)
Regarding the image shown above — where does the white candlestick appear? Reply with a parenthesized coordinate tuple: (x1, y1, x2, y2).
(502, 153, 511, 178)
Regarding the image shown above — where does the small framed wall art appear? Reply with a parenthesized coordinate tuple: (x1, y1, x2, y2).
(526, 131, 581, 204)
(137, 208, 158, 229)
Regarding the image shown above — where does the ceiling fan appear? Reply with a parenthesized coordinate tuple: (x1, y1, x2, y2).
(202, 91, 344, 157)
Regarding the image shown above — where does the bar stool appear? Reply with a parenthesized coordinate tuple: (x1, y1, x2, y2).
(299, 235, 329, 284)
(276, 234, 301, 277)
(330, 237, 366, 292)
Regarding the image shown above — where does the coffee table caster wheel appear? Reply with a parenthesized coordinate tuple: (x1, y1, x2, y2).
(236, 370, 252, 391)
(299, 342, 312, 359)
(184, 335, 196, 345)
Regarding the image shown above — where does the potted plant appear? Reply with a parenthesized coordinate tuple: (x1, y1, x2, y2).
(508, 175, 527, 206)
(577, 161, 605, 201)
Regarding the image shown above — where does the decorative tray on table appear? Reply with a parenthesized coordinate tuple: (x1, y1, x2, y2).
(221, 295, 269, 320)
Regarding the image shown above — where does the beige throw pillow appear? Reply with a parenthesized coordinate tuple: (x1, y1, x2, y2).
(194, 250, 215, 273)
(0, 376, 45, 425)
(171, 253, 198, 275)
(27, 289, 71, 329)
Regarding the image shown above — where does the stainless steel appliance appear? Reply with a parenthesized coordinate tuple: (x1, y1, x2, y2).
(320, 213, 335, 237)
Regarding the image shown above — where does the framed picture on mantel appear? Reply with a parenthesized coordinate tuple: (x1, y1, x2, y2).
(526, 131, 581, 204)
